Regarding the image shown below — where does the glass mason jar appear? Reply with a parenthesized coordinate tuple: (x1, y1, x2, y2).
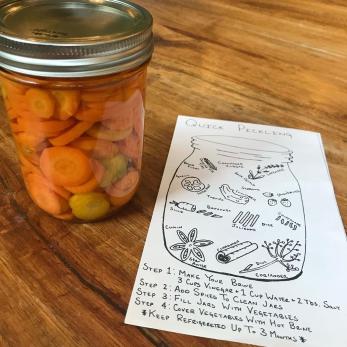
(0, 0, 153, 222)
(164, 136, 306, 282)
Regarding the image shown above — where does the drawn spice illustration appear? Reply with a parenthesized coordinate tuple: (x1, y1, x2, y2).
(170, 201, 196, 212)
(216, 241, 258, 264)
(240, 238, 302, 273)
(219, 184, 250, 205)
(181, 176, 206, 192)
(169, 228, 213, 262)
(163, 136, 306, 281)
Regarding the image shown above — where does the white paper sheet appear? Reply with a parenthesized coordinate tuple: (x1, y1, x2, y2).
(125, 116, 347, 347)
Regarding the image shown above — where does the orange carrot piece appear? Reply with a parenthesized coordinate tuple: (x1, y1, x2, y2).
(70, 136, 119, 158)
(64, 159, 105, 194)
(52, 90, 80, 120)
(10, 121, 21, 133)
(25, 88, 55, 119)
(109, 187, 137, 208)
(40, 146, 92, 187)
(19, 153, 42, 176)
(102, 108, 134, 131)
(75, 106, 105, 122)
(25, 173, 70, 215)
(17, 117, 75, 137)
(1, 78, 28, 95)
(106, 170, 139, 198)
(49, 121, 94, 146)
(53, 211, 74, 221)
(118, 133, 141, 161)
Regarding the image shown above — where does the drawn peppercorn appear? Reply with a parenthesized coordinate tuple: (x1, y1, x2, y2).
(268, 198, 277, 206)
(280, 198, 292, 207)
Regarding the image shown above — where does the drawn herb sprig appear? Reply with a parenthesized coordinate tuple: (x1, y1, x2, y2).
(248, 164, 284, 180)
(240, 238, 301, 273)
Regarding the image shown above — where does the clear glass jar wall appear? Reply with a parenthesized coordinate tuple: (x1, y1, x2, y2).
(0, 64, 148, 221)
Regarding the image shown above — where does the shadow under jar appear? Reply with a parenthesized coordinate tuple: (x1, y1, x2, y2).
(0, 0, 153, 222)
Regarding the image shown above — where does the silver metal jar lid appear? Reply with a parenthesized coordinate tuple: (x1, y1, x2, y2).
(0, 0, 153, 77)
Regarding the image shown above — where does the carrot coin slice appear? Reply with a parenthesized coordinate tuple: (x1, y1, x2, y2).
(69, 192, 110, 221)
(52, 90, 80, 120)
(109, 188, 137, 208)
(87, 124, 132, 141)
(65, 160, 105, 194)
(49, 121, 94, 146)
(106, 170, 139, 198)
(25, 88, 55, 119)
(25, 173, 70, 215)
(70, 136, 119, 158)
(40, 146, 92, 187)
(17, 118, 75, 137)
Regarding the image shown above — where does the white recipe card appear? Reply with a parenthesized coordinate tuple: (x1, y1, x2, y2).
(125, 116, 347, 347)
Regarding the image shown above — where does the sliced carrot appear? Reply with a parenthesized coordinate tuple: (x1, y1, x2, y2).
(118, 133, 141, 161)
(10, 121, 21, 133)
(17, 117, 75, 137)
(53, 211, 74, 221)
(69, 192, 110, 221)
(15, 132, 46, 157)
(65, 160, 105, 194)
(19, 153, 42, 176)
(40, 146, 92, 187)
(106, 170, 139, 198)
(75, 105, 105, 122)
(27, 170, 72, 200)
(87, 124, 132, 141)
(102, 108, 134, 131)
(25, 173, 70, 215)
(1, 78, 28, 95)
(81, 88, 114, 102)
(7, 108, 19, 120)
(16, 132, 44, 147)
(49, 121, 94, 146)
(25, 88, 55, 119)
(52, 90, 80, 120)
(70, 136, 119, 158)
(109, 187, 137, 208)
(133, 102, 144, 136)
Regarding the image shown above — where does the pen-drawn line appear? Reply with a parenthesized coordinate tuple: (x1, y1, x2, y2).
(243, 214, 254, 227)
(220, 184, 251, 205)
(170, 201, 196, 212)
(240, 239, 302, 274)
(233, 211, 243, 223)
(169, 228, 213, 263)
(239, 211, 250, 224)
(163, 135, 306, 282)
(250, 215, 260, 227)
(217, 154, 262, 161)
(216, 241, 258, 264)
(202, 158, 217, 171)
(181, 176, 206, 193)
(239, 152, 272, 159)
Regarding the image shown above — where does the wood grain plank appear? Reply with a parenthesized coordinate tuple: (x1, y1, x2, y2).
(0, 0, 346, 346)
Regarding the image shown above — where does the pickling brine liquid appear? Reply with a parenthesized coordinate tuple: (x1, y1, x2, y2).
(163, 136, 306, 281)
(0, 65, 147, 222)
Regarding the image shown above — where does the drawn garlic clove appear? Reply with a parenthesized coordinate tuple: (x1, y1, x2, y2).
(280, 198, 292, 207)
(268, 198, 277, 206)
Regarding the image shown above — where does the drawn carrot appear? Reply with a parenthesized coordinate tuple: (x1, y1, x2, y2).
(170, 201, 196, 212)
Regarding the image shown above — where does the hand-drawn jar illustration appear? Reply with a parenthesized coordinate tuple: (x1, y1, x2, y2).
(163, 136, 306, 282)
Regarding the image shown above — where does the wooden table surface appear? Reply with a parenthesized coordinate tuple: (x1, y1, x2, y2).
(0, 1, 346, 346)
